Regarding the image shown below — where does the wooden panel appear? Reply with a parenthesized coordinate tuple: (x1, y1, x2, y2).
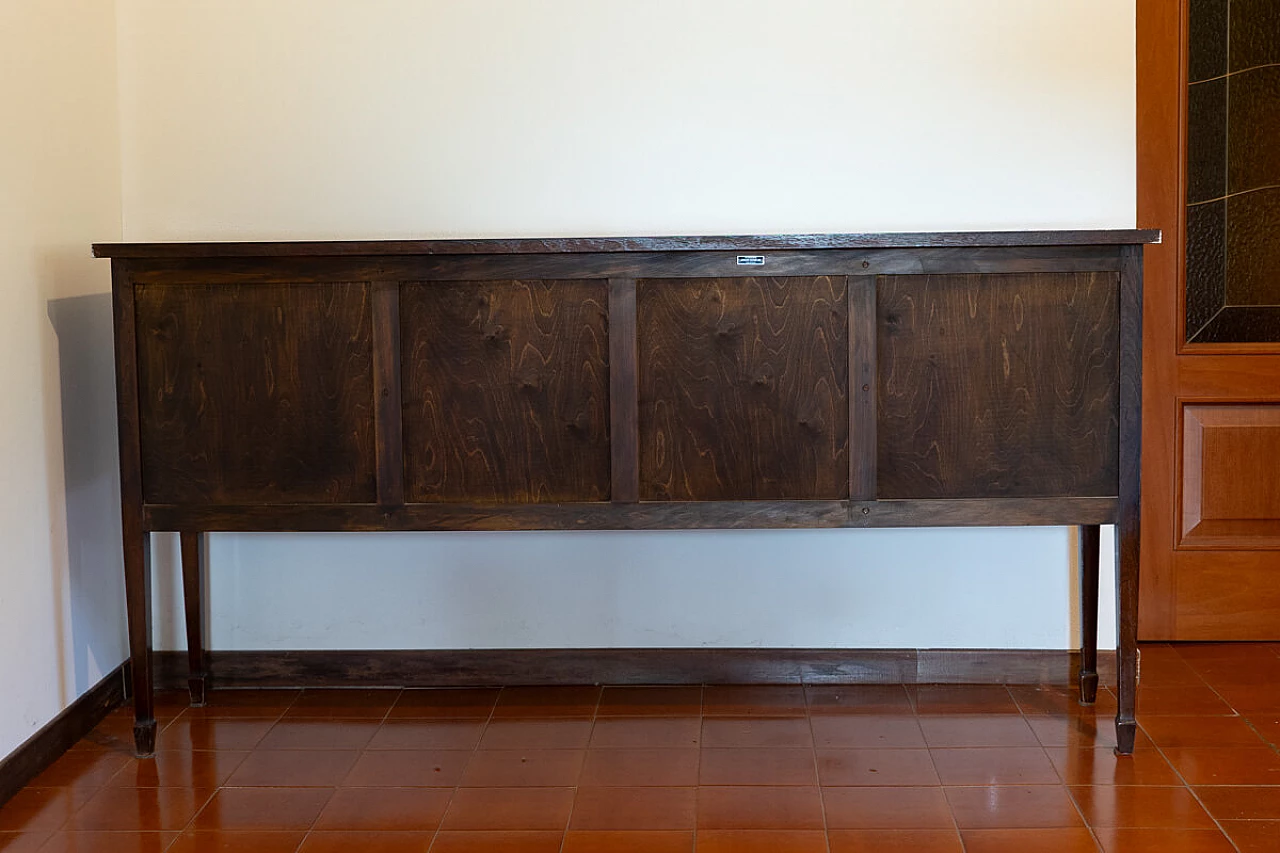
(1181, 404, 1280, 547)
(401, 279, 610, 503)
(877, 273, 1120, 499)
(849, 276, 877, 500)
(372, 282, 404, 507)
(135, 282, 377, 504)
(637, 276, 849, 501)
(1175, 551, 1280, 638)
(608, 279, 639, 502)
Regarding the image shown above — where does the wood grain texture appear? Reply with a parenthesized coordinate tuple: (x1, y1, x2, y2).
(142, 497, 1117, 533)
(877, 273, 1120, 499)
(372, 282, 405, 507)
(1136, 0, 1184, 639)
(117, 246, 1128, 289)
(609, 279, 639, 502)
(1115, 244, 1145, 754)
(638, 276, 849, 501)
(149, 648, 1113, 689)
(1175, 552, 1280, 637)
(112, 264, 155, 755)
(93, 230, 1160, 258)
(1182, 404, 1280, 545)
(145, 500, 852, 532)
(849, 276, 877, 500)
(135, 282, 377, 504)
(401, 279, 610, 503)
(180, 531, 207, 706)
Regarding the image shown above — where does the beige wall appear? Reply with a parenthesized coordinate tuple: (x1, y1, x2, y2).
(113, 0, 1135, 656)
(117, 0, 1135, 240)
(0, 0, 123, 757)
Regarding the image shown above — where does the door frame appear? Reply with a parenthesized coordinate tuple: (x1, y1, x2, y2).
(1136, 0, 1184, 637)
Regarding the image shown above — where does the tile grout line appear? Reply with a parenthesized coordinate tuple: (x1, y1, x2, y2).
(929, 691, 967, 852)
(426, 687, 498, 853)
(801, 687, 833, 853)
(1134, 667, 1245, 853)
(555, 686, 603, 853)
(1011, 684, 1107, 853)
(1162, 644, 1280, 852)
(692, 684, 703, 853)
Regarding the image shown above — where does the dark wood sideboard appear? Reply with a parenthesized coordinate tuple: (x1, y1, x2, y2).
(94, 230, 1158, 757)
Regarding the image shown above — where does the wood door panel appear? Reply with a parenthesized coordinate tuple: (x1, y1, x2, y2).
(876, 273, 1120, 499)
(1181, 404, 1280, 546)
(135, 282, 377, 504)
(637, 275, 849, 501)
(1175, 552, 1280, 638)
(401, 279, 611, 503)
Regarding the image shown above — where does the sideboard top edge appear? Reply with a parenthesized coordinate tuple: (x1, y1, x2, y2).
(92, 229, 1162, 259)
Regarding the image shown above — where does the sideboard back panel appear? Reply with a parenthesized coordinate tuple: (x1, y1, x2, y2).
(401, 279, 612, 503)
(876, 272, 1120, 499)
(135, 281, 378, 504)
(637, 275, 850, 501)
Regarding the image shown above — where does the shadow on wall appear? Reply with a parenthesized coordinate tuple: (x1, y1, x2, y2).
(46, 291, 127, 694)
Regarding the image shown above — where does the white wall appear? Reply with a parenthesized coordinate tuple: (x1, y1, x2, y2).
(113, 0, 1134, 654)
(0, 1, 124, 758)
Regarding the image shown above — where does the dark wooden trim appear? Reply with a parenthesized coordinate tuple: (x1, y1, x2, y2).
(142, 497, 1118, 533)
(608, 278, 639, 503)
(116, 246, 1133, 287)
(0, 665, 126, 807)
(145, 501, 851, 531)
(151, 648, 1117, 689)
(94, 230, 1161, 259)
(372, 282, 404, 508)
(849, 498, 1118, 527)
(111, 263, 155, 755)
(180, 531, 207, 706)
(1115, 243, 1145, 754)
(849, 275, 877, 500)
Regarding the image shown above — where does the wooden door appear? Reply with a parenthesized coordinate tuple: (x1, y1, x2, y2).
(1138, 0, 1280, 638)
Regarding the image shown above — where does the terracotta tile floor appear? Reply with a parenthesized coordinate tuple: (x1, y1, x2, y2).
(5, 643, 1280, 851)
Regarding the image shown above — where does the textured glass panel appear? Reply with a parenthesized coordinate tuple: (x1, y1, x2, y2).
(1226, 188, 1280, 306)
(1188, 77, 1228, 204)
(1190, 0, 1229, 81)
(1187, 200, 1227, 341)
(1231, 0, 1280, 72)
(1227, 67, 1280, 194)
(1190, 307, 1280, 343)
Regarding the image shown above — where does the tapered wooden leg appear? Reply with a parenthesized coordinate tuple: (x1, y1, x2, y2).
(1115, 507, 1140, 755)
(1114, 243, 1142, 756)
(124, 528, 155, 756)
(1078, 524, 1100, 705)
(180, 532, 207, 707)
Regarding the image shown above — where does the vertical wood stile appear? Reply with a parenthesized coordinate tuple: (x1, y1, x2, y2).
(1115, 244, 1144, 754)
(112, 259, 156, 755)
(609, 278, 639, 503)
(372, 282, 405, 508)
(849, 275, 878, 501)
